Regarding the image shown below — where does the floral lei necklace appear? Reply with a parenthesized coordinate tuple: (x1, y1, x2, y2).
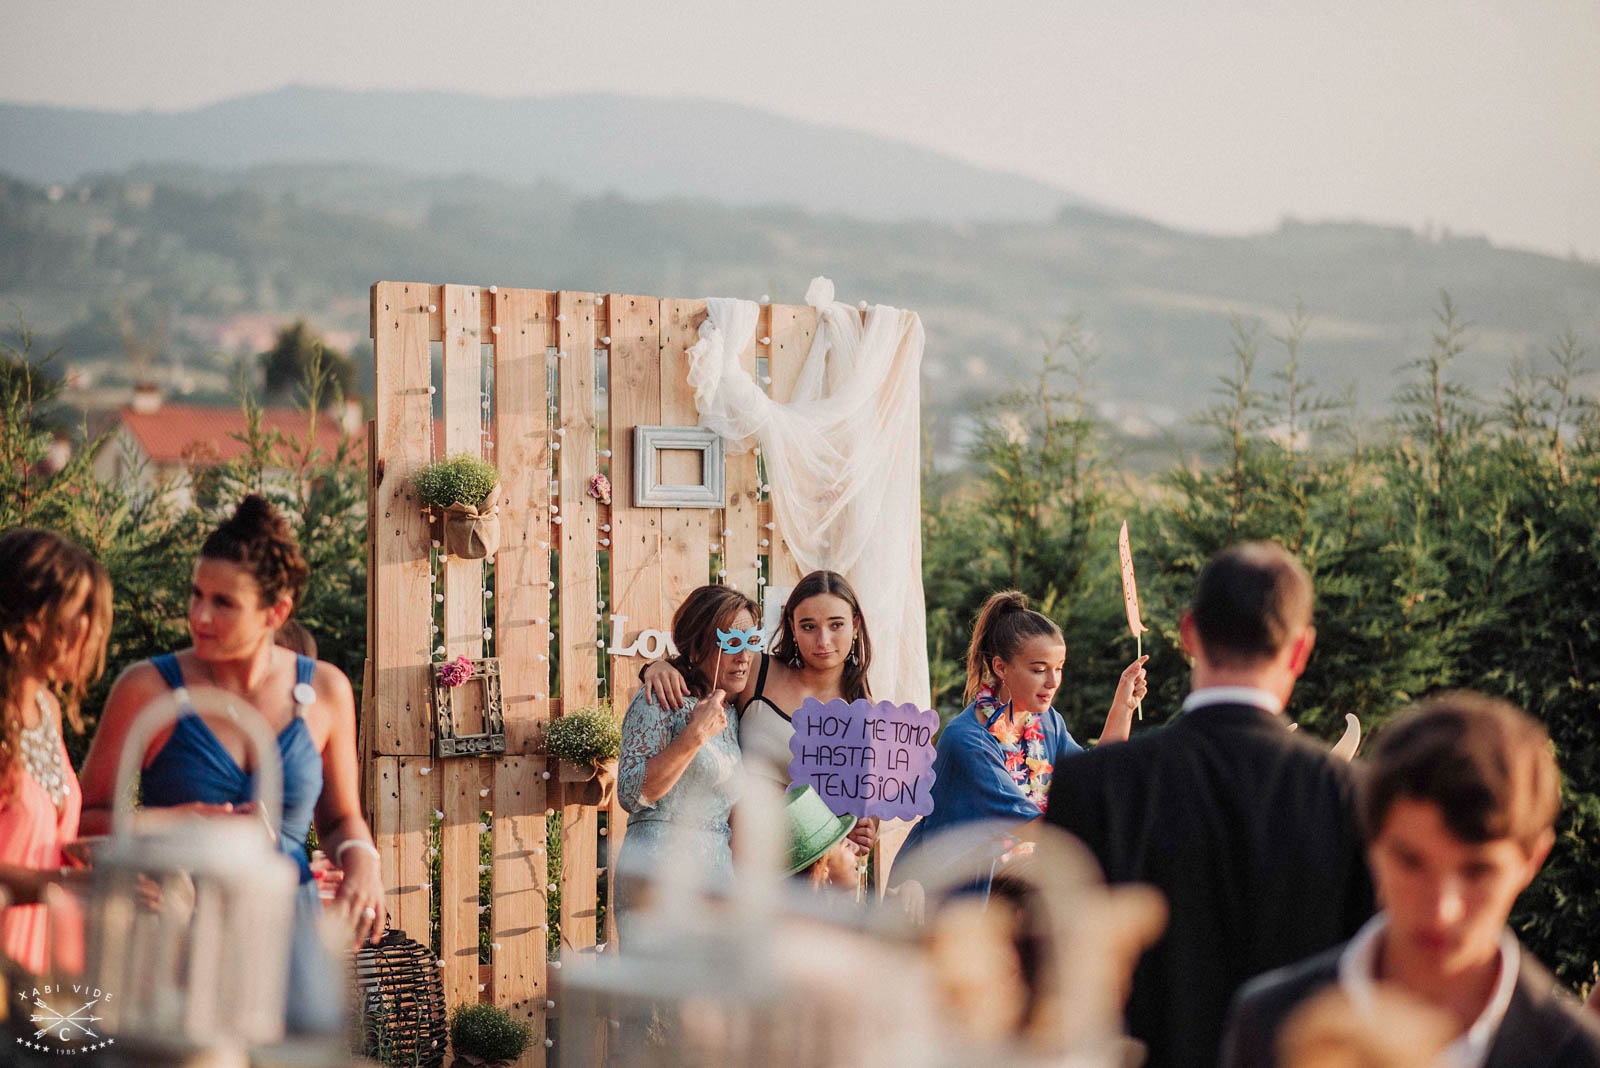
(976, 684, 1052, 811)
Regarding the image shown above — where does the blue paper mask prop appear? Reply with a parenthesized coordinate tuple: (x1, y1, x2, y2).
(715, 627, 766, 654)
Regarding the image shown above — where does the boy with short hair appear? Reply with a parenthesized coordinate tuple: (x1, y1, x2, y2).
(1222, 691, 1600, 1067)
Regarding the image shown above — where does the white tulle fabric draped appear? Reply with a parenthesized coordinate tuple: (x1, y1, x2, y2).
(686, 277, 929, 709)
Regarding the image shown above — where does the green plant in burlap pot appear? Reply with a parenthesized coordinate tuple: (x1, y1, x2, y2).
(414, 453, 501, 560)
(544, 703, 622, 807)
(448, 1002, 531, 1068)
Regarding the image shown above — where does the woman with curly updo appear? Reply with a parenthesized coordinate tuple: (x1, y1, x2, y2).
(0, 528, 112, 974)
(79, 495, 381, 1032)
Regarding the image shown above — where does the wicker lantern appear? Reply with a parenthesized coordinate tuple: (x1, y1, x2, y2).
(353, 928, 449, 1068)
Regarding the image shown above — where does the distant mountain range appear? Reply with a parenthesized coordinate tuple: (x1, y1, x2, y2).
(0, 86, 1098, 224)
(2, 86, 1596, 467)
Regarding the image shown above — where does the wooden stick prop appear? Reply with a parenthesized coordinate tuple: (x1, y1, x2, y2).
(1118, 521, 1148, 721)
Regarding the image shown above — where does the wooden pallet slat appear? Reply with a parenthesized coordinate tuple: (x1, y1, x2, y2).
(722, 306, 763, 598)
(493, 287, 554, 755)
(556, 291, 602, 955)
(371, 281, 437, 756)
(657, 299, 712, 609)
(602, 294, 662, 947)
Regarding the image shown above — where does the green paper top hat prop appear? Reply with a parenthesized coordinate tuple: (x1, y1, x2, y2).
(784, 784, 857, 875)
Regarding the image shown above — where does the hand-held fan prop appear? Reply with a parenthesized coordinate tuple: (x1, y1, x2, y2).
(1118, 521, 1147, 720)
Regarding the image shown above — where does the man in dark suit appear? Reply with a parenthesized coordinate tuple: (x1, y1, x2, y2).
(1044, 542, 1374, 1067)
(1223, 692, 1600, 1066)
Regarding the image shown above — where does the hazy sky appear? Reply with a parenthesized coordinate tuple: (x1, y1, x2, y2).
(6, 0, 1597, 259)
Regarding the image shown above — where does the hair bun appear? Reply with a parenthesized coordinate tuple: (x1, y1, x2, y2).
(992, 590, 1030, 614)
(228, 494, 281, 533)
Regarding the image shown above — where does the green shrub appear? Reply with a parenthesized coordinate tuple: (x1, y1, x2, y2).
(543, 703, 621, 768)
(449, 1002, 530, 1064)
(413, 453, 498, 510)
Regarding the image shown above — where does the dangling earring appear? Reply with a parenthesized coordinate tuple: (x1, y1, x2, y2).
(847, 639, 860, 668)
(788, 646, 804, 668)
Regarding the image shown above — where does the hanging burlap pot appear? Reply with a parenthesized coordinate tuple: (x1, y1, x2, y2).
(443, 483, 501, 560)
(558, 757, 617, 807)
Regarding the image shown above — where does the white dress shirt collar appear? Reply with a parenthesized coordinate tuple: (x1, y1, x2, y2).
(1337, 912, 1520, 1068)
(1179, 686, 1284, 716)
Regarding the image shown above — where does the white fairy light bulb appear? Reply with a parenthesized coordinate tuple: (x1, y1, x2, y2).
(547, 580, 555, 590)
(551, 502, 561, 513)
(551, 442, 561, 451)
(553, 515, 564, 524)
(599, 826, 608, 836)
(760, 336, 771, 345)
(545, 999, 555, 1009)
(433, 538, 442, 547)
(763, 522, 775, 530)
(760, 375, 773, 385)
(721, 528, 730, 536)
(427, 303, 438, 313)
(427, 385, 437, 395)
(759, 539, 769, 547)
(483, 627, 493, 640)
(542, 770, 551, 780)
(600, 523, 611, 532)
(536, 654, 548, 662)
(433, 645, 445, 655)
(479, 787, 490, 798)
(434, 594, 444, 603)
(556, 314, 566, 322)
(484, 589, 493, 598)
(710, 543, 720, 552)
(490, 325, 501, 335)
(420, 768, 432, 776)
(757, 576, 766, 585)
(599, 538, 610, 547)
(599, 449, 611, 458)
(717, 569, 727, 578)
(535, 616, 548, 624)
(478, 982, 486, 991)
(546, 808, 555, 816)
(760, 294, 771, 304)
(601, 335, 611, 344)
(545, 1039, 555, 1049)
(858, 300, 868, 310)
(598, 599, 606, 610)
(595, 639, 604, 647)
(555, 428, 566, 437)
(434, 809, 444, 820)
(550, 961, 561, 970)
(488, 285, 498, 294)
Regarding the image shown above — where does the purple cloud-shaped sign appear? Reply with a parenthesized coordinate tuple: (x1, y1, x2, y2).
(788, 697, 938, 820)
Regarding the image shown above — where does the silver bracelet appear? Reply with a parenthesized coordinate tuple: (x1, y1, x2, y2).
(335, 839, 381, 868)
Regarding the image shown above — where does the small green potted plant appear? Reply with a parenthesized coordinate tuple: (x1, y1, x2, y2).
(544, 702, 622, 806)
(448, 1002, 530, 1068)
(414, 452, 501, 560)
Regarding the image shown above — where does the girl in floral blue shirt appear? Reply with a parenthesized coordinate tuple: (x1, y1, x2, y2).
(902, 591, 1147, 856)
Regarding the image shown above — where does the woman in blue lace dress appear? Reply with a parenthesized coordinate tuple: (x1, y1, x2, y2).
(613, 584, 757, 947)
(79, 495, 382, 1034)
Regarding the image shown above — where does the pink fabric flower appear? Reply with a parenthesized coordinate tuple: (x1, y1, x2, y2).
(587, 473, 612, 505)
(439, 655, 473, 687)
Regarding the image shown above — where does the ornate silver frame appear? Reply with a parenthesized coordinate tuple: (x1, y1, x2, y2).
(431, 656, 507, 758)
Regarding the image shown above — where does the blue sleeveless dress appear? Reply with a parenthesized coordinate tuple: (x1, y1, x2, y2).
(143, 653, 322, 882)
(142, 653, 343, 1034)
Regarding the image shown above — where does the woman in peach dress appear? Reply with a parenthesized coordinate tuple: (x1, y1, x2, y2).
(0, 528, 112, 975)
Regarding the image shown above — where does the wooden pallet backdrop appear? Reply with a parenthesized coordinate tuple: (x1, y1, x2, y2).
(364, 282, 819, 1064)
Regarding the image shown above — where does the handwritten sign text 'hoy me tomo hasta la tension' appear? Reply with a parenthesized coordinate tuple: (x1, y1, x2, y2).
(788, 698, 938, 820)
